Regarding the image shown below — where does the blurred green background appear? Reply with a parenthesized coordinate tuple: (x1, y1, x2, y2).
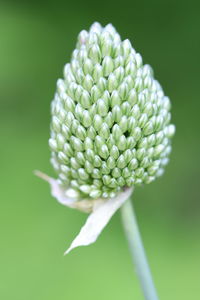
(1, 0, 200, 299)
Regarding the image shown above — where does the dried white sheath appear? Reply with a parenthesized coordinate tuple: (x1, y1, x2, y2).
(36, 171, 133, 254)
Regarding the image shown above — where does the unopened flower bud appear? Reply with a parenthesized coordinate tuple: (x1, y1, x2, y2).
(49, 22, 175, 199)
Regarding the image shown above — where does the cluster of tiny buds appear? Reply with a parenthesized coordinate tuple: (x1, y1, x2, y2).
(49, 22, 175, 200)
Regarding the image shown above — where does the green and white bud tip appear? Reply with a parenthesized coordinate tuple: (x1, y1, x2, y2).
(49, 22, 175, 200)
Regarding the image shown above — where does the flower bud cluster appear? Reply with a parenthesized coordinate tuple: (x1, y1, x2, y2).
(49, 22, 175, 200)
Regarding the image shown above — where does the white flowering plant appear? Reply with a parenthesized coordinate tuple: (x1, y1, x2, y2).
(36, 22, 175, 300)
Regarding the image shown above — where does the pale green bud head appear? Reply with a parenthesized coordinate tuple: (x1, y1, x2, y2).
(49, 22, 175, 199)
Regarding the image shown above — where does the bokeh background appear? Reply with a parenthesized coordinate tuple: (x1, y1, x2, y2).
(1, 0, 200, 299)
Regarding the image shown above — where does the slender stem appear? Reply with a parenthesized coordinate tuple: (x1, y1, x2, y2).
(120, 195, 159, 300)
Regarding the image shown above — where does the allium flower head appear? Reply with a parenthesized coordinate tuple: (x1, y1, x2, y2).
(37, 22, 176, 254)
(49, 22, 175, 201)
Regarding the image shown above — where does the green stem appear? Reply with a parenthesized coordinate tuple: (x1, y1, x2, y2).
(120, 195, 159, 300)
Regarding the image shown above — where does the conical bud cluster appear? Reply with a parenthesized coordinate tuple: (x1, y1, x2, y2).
(49, 22, 175, 200)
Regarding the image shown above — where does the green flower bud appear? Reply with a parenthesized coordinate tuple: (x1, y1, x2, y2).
(80, 90, 91, 109)
(117, 155, 126, 168)
(49, 22, 175, 199)
(99, 123, 110, 139)
(82, 110, 92, 127)
(85, 149, 94, 162)
(107, 156, 116, 169)
(97, 99, 108, 116)
(88, 44, 101, 63)
(76, 152, 85, 165)
(107, 73, 118, 92)
(99, 145, 109, 159)
(70, 157, 80, 169)
(49, 138, 58, 152)
(84, 137, 93, 150)
(110, 145, 120, 160)
(102, 175, 111, 186)
(83, 58, 93, 75)
(102, 56, 114, 76)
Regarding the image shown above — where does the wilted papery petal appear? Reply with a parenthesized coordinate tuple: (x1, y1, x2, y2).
(65, 186, 133, 254)
(35, 170, 133, 253)
(35, 170, 103, 213)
